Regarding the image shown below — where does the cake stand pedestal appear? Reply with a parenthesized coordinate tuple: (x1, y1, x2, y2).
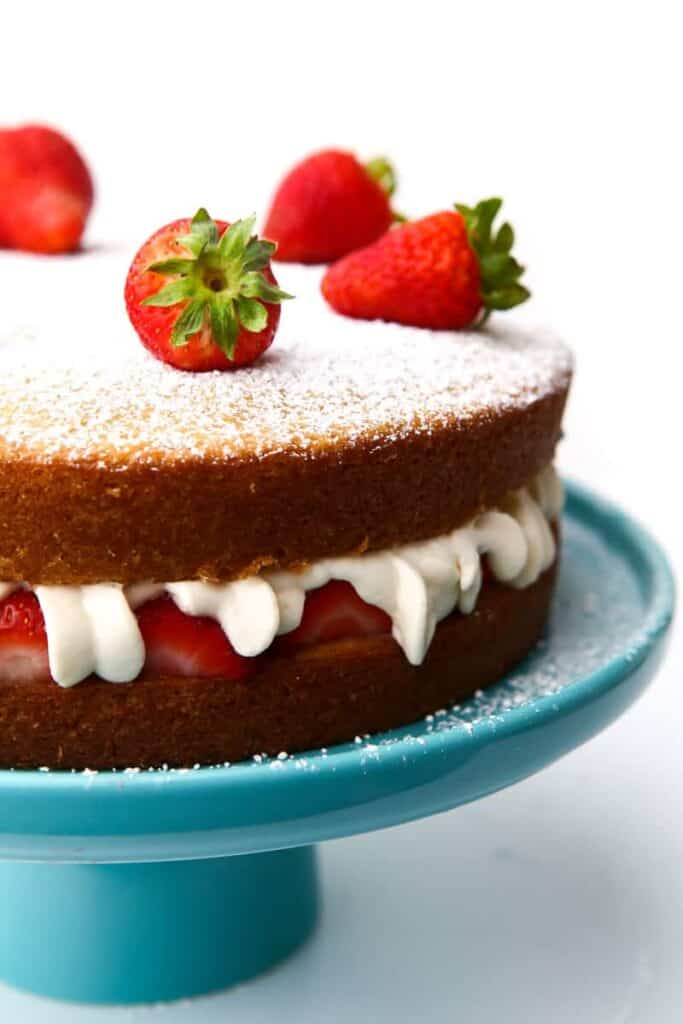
(0, 850, 318, 1003)
(0, 483, 674, 1004)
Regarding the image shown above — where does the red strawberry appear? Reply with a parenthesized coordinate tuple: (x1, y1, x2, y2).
(263, 149, 397, 264)
(0, 124, 94, 254)
(136, 595, 257, 680)
(125, 208, 292, 372)
(277, 580, 391, 653)
(322, 198, 530, 330)
(0, 591, 51, 682)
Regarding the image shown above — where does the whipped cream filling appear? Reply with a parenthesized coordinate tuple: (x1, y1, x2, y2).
(0, 466, 562, 688)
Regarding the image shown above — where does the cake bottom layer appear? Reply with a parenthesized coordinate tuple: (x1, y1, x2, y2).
(0, 559, 557, 771)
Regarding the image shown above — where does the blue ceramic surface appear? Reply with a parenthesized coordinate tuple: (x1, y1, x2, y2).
(0, 848, 319, 1003)
(0, 481, 674, 1003)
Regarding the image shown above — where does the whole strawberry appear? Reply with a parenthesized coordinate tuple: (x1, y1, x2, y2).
(125, 208, 292, 372)
(0, 124, 94, 254)
(321, 198, 529, 329)
(263, 149, 397, 264)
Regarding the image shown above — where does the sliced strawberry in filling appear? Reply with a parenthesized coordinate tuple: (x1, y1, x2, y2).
(277, 579, 392, 653)
(0, 591, 51, 682)
(136, 595, 256, 681)
(0, 582, 394, 684)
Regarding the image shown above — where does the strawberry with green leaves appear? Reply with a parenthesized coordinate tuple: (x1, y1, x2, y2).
(263, 149, 399, 264)
(125, 208, 291, 371)
(322, 197, 529, 330)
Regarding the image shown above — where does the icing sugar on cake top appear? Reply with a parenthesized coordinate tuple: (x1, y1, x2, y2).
(0, 248, 573, 465)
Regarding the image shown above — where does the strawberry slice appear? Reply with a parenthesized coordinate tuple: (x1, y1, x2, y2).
(136, 595, 256, 680)
(277, 580, 391, 653)
(0, 591, 51, 682)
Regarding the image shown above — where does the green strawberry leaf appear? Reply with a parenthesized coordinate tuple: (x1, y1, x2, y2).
(243, 237, 277, 272)
(493, 222, 514, 253)
(176, 233, 207, 258)
(484, 284, 531, 311)
(365, 154, 407, 219)
(478, 252, 512, 280)
(218, 215, 255, 262)
(147, 257, 196, 276)
(241, 272, 293, 303)
(171, 298, 206, 347)
(456, 197, 530, 320)
(235, 296, 268, 333)
(191, 207, 219, 245)
(209, 298, 238, 358)
(365, 156, 397, 197)
(177, 208, 217, 256)
(142, 277, 195, 307)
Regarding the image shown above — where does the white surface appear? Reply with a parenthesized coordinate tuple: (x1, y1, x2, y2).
(1, 1, 681, 1020)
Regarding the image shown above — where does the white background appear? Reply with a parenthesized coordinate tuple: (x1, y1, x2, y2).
(1, 1, 682, 1020)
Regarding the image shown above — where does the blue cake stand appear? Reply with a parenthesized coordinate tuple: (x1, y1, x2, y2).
(0, 482, 674, 1005)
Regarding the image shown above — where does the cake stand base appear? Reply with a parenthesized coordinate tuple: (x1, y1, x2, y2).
(0, 847, 318, 1004)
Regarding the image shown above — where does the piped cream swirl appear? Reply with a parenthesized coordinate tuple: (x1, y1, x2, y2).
(0, 466, 562, 687)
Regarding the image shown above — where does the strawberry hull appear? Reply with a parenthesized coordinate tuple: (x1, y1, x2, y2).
(124, 210, 290, 372)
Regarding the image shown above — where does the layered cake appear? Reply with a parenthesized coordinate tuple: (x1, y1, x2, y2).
(0, 201, 572, 769)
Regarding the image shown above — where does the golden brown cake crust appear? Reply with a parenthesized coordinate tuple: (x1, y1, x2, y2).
(0, 388, 567, 584)
(0, 564, 556, 770)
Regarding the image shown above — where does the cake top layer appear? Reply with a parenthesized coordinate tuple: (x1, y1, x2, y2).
(0, 248, 572, 466)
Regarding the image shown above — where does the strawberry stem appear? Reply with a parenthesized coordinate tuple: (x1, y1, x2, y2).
(365, 156, 397, 197)
(142, 209, 292, 357)
(365, 156, 407, 224)
(455, 198, 530, 323)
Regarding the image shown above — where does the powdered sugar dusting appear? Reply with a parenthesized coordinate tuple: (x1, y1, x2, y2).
(0, 252, 572, 465)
